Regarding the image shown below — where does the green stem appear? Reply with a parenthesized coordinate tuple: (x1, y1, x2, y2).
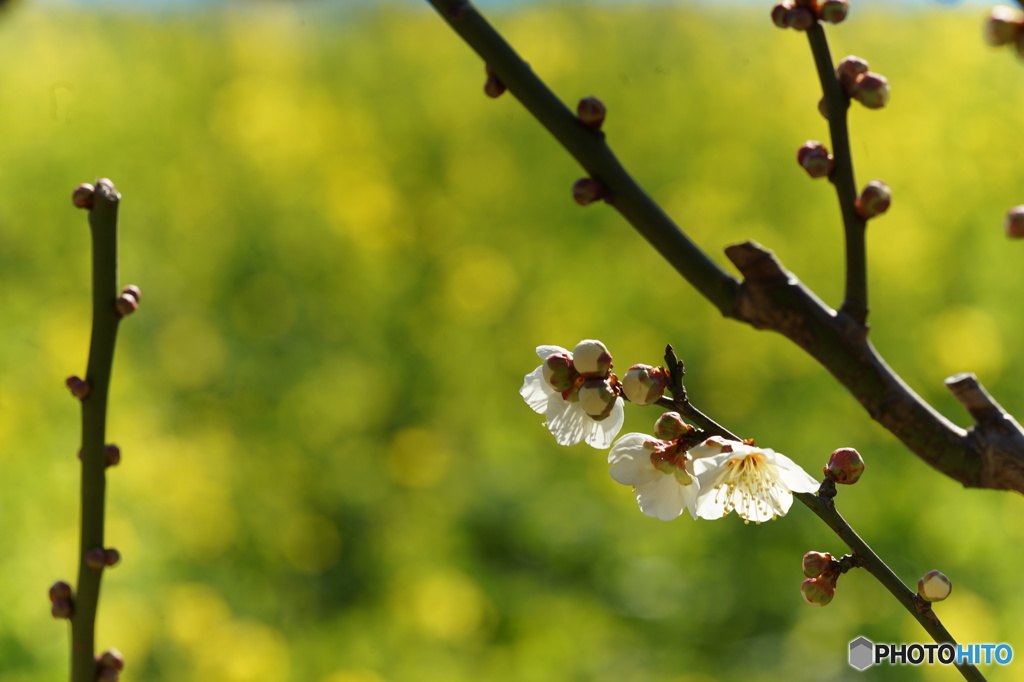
(426, 0, 739, 315)
(70, 181, 123, 682)
(806, 24, 868, 326)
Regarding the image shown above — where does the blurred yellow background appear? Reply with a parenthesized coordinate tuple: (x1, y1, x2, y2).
(0, 2, 1021, 680)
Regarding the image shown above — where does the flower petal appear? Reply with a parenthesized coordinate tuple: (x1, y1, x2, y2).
(608, 433, 662, 485)
(544, 398, 591, 446)
(771, 452, 821, 493)
(520, 365, 555, 415)
(636, 472, 699, 521)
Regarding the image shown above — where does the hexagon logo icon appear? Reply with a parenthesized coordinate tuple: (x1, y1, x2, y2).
(849, 636, 874, 670)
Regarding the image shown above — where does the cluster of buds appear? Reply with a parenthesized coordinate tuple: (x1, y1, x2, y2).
(85, 547, 122, 572)
(835, 56, 890, 110)
(542, 340, 619, 421)
(918, 569, 952, 602)
(483, 64, 506, 99)
(771, 0, 849, 30)
(48, 580, 74, 619)
(854, 181, 892, 220)
(96, 649, 125, 681)
(116, 284, 141, 317)
(985, 6, 1024, 56)
(800, 551, 840, 606)
(797, 141, 834, 179)
(822, 447, 865, 484)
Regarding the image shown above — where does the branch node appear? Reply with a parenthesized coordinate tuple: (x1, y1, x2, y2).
(945, 373, 1005, 427)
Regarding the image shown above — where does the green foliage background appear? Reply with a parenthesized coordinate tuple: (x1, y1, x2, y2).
(0, 2, 1021, 681)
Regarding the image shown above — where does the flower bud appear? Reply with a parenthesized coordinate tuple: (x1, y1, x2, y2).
(800, 575, 836, 606)
(49, 580, 73, 603)
(918, 570, 952, 602)
(71, 183, 95, 210)
(851, 72, 891, 109)
(797, 141, 833, 179)
(1004, 205, 1024, 238)
(85, 547, 107, 572)
(577, 96, 606, 130)
(985, 6, 1023, 47)
(786, 5, 815, 31)
(836, 56, 870, 91)
(818, 0, 849, 24)
(572, 178, 608, 206)
(770, 1, 794, 28)
(96, 668, 120, 682)
(484, 65, 506, 98)
(105, 444, 122, 467)
(653, 412, 693, 441)
(98, 648, 125, 672)
(115, 292, 138, 317)
(578, 377, 617, 420)
(823, 447, 865, 484)
(572, 339, 612, 378)
(854, 181, 891, 220)
(542, 352, 577, 392)
(621, 364, 670, 406)
(802, 551, 834, 578)
(51, 598, 74, 619)
(66, 375, 90, 400)
(104, 548, 122, 567)
(122, 284, 141, 304)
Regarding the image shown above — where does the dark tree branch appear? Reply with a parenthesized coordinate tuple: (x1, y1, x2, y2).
(424, 0, 1024, 494)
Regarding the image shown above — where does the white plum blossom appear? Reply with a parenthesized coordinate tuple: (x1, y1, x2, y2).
(608, 433, 699, 521)
(520, 345, 624, 448)
(690, 439, 820, 523)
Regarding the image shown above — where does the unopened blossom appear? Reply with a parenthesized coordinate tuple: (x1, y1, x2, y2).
(608, 433, 699, 521)
(691, 439, 820, 523)
(521, 345, 624, 448)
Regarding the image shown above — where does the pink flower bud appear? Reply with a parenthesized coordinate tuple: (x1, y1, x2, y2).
(786, 5, 815, 31)
(1004, 205, 1024, 238)
(797, 141, 833, 179)
(104, 548, 122, 567)
(98, 648, 125, 672)
(985, 6, 1023, 47)
(802, 551, 834, 578)
(918, 570, 952, 602)
(543, 353, 578, 393)
(85, 547, 107, 571)
(105, 444, 122, 467)
(823, 447, 865, 484)
(572, 178, 609, 206)
(621, 364, 669, 406)
(484, 65, 506, 98)
(49, 580, 73, 603)
(800, 575, 836, 606)
(572, 339, 612, 378)
(51, 598, 74, 619)
(122, 284, 141, 304)
(818, 0, 849, 24)
(653, 412, 693, 441)
(578, 377, 617, 420)
(770, 1, 794, 28)
(836, 56, 870, 91)
(577, 96, 606, 130)
(851, 72, 891, 109)
(854, 181, 892, 219)
(66, 376, 90, 400)
(115, 292, 139, 317)
(71, 183, 95, 210)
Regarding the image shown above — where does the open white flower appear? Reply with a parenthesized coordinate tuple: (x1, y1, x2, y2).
(608, 433, 699, 520)
(520, 345, 624, 448)
(691, 439, 820, 523)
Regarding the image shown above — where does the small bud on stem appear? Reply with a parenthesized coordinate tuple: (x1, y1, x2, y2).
(918, 570, 952, 602)
(851, 72, 891, 109)
(854, 181, 892, 220)
(823, 447, 865, 484)
(484, 64, 506, 98)
(797, 141, 833, 179)
(818, 0, 849, 25)
(576, 96, 606, 130)
(66, 376, 90, 400)
(71, 184, 95, 210)
(1004, 205, 1024, 238)
(572, 178, 609, 206)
